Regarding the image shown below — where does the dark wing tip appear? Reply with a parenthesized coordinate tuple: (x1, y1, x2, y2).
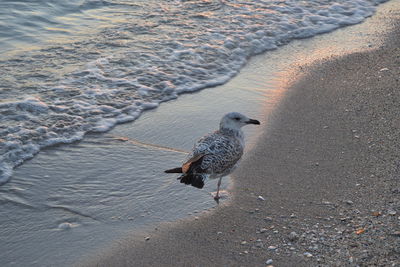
(165, 167, 183, 173)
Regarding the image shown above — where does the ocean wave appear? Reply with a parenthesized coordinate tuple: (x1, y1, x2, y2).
(0, 0, 388, 184)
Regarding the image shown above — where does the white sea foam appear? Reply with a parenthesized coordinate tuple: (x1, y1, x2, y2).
(0, 0, 388, 184)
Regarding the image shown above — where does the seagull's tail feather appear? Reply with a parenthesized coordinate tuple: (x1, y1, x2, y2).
(164, 167, 183, 173)
(168, 154, 207, 188)
(178, 173, 205, 189)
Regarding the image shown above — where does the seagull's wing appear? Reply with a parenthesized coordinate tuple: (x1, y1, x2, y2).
(186, 131, 243, 175)
(182, 154, 205, 173)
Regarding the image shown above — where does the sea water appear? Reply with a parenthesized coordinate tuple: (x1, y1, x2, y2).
(0, 0, 390, 266)
(0, 0, 387, 184)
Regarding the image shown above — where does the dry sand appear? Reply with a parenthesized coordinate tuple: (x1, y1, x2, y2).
(81, 6, 400, 267)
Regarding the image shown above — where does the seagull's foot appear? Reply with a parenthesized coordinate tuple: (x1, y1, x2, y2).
(211, 190, 228, 204)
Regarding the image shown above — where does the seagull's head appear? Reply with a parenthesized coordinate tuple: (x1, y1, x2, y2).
(220, 112, 260, 131)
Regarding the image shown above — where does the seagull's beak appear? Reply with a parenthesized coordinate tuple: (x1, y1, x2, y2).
(247, 119, 260, 125)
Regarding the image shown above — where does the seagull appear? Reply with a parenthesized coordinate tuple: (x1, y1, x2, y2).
(165, 112, 260, 202)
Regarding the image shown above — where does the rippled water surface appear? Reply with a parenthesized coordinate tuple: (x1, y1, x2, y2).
(0, 0, 388, 183)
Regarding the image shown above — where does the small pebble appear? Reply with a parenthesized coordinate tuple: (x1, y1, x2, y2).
(266, 259, 273, 264)
(288, 231, 299, 241)
(345, 200, 354, 205)
(58, 222, 74, 230)
(268, 245, 277, 250)
(303, 252, 313, 258)
(255, 240, 263, 248)
(258, 196, 265, 201)
(241, 241, 247, 245)
(144, 236, 150, 241)
(372, 211, 382, 217)
(264, 217, 273, 222)
(260, 228, 268, 233)
(388, 210, 397, 216)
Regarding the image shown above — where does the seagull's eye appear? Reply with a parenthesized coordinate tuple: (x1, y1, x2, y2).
(234, 117, 240, 121)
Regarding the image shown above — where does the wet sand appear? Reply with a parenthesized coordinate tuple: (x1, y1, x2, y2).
(80, 2, 400, 267)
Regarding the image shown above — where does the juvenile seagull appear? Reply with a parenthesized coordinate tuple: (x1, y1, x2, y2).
(165, 112, 260, 201)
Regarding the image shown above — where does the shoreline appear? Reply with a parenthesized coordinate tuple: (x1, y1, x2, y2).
(6, 1, 395, 265)
(80, 2, 400, 266)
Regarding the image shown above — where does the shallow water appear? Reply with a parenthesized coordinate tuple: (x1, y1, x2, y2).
(0, 55, 270, 267)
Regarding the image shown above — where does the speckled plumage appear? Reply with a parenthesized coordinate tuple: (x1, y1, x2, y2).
(187, 128, 244, 179)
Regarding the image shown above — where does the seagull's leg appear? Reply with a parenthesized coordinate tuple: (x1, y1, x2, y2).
(214, 177, 223, 202)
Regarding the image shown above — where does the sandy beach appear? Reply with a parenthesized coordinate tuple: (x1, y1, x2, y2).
(79, 2, 400, 266)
